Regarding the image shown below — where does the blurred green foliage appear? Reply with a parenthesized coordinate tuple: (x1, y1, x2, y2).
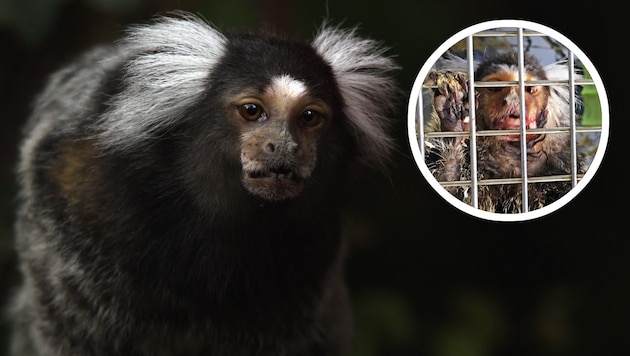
(580, 67, 602, 126)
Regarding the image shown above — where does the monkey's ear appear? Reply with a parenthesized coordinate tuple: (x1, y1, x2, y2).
(312, 25, 400, 170)
(98, 13, 228, 151)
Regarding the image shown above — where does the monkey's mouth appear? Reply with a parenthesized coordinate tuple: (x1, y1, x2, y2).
(492, 110, 544, 143)
(242, 166, 306, 201)
(248, 167, 298, 180)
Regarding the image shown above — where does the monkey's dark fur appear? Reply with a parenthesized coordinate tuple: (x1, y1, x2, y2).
(9, 13, 398, 355)
(424, 52, 584, 213)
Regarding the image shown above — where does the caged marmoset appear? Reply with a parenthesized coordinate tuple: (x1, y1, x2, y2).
(9, 13, 399, 355)
(424, 51, 586, 213)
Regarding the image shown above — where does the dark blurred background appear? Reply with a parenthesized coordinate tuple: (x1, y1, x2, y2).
(0, 1, 624, 355)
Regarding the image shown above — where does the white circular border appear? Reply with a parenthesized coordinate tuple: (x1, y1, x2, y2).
(407, 19, 610, 222)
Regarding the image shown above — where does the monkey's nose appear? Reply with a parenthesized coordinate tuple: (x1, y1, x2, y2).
(502, 90, 520, 106)
(262, 138, 298, 155)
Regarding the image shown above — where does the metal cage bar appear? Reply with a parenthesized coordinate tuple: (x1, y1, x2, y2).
(466, 35, 479, 209)
(517, 27, 530, 212)
(568, 52, 579, 187)
(417, 94, 425, 157)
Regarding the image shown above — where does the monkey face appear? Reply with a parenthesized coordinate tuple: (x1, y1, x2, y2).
(477, 71, 550, 143)
(232, 75, 331, 202)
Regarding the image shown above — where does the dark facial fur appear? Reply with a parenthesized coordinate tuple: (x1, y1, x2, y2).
(200, 31, 348, 203)
(9, 13, 398, 355)
(474, 53, 554, 177)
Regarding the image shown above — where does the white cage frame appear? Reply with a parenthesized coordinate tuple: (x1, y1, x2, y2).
(407, 20, 609, 222)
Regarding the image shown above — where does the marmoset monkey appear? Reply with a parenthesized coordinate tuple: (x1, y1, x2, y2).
(424, 51, 584, 213)
(9, 12, 399, 355)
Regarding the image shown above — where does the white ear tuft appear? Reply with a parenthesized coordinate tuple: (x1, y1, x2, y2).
(544, 61, 582, 128)
(312, 24, 400, 170)
(98, 13, 227, 149)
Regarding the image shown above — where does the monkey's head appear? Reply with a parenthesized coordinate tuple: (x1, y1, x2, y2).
(96, 15, 398, 208)
(475, 52, 550, 144)
(212, 32, 347, 202)
(464, 52, 578, 178)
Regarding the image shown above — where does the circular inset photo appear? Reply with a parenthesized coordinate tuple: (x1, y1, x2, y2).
(407, 20, 609, 222)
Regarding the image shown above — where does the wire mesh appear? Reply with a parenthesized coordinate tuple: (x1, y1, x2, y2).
(415, 26, 602, 214)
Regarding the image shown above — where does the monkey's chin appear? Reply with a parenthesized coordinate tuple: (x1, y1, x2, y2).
(242, 169, 306, 201)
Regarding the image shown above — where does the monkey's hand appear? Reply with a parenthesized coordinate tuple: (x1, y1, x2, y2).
(426, 70, 471, 135)
(424, 70, 470, 187)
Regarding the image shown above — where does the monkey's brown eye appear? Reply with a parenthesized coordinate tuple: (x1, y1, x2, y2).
(300, 109, 324, 127)
(238, 103, 265, 121)
(487, 87, 502, 92)
(525, 86, 538, 94)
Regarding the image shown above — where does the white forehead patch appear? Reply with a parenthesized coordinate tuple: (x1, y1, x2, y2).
(484, 64, 519, 79)
(266, 75, 308, 99)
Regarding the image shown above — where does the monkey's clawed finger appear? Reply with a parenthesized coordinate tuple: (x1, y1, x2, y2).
(428, 70, 470, 134)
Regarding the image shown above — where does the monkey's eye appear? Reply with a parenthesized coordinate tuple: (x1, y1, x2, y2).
(487, 87, 503, 92)
(238, 103, 265, 121)
(525, 86, 538, 94)
(299, 109, 324, 128)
